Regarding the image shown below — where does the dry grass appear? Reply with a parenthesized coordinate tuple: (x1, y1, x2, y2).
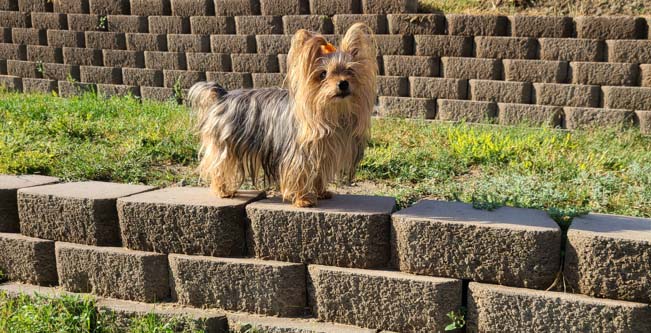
(418, 0, 651, 16)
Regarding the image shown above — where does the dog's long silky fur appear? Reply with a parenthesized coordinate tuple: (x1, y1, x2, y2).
(189, 23, 377, 207)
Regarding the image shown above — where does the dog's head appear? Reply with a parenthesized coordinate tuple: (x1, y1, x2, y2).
(286, 23, 377, 140)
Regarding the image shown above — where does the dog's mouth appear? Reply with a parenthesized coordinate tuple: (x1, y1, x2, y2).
(334, 92, 351, 98)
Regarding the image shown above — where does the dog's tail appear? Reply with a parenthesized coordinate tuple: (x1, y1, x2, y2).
(188, 81, 227, 125)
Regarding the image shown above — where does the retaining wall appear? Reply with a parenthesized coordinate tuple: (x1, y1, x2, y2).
(0, 174, 649, 332)
(1, 1, 651, 132)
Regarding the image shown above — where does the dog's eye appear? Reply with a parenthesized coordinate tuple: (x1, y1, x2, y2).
(319, 71, 327, 80)
(345, 68, 355, 76)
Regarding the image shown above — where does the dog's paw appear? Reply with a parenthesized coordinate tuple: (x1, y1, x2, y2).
(317, 191, 334, 199)
(294, 197, 316, 208)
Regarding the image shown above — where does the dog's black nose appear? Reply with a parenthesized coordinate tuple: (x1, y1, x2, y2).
(338, 80, 349, 91)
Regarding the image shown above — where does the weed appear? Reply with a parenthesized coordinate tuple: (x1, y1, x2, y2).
(35, 61, 45, 76)
(172, 77, 185, 104)
(232, 323, 264, 333)
(97, 15, 108, 31)
(445, 307, 466, 331)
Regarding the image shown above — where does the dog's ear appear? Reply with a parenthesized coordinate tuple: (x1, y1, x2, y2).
(340, 23, 376, 61)
(286, 29, 328, 91)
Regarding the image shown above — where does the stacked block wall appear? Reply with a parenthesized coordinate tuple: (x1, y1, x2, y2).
(1, 1, 651, 131)
(0, 174, 649, 332)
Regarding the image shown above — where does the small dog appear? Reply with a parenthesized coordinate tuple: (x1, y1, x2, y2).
(188, 23, 377, 207)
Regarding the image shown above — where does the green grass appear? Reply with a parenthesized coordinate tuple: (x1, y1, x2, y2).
(2, 90, 651, 217)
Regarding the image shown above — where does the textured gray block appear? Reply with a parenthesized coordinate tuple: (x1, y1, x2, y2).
(564, 213, 651, 304)
(0, 175, 59, 232)
(442, 57, 501, 80)
(375, 35, 413, 55)
(378, 96, 436, 118)
(246, 195, 396, 268)
(47, 30, 84, 48)
(575, 16, 646, 40)
(376, 75, 408, 97)
(256, 34, 292, 54)
(570, 62, 639, 86)
(392, 200, 561, 289)
(235, 15, 283, 35)
(475, 36, 538, 59)
(606, 40, 651, 64)
(511, 15, 573, 38)
(126, 33, 167, 51)
(206, 72, 253, 90)
(332, 14, 388, 34)
(18, 181, 153, 246)
(308, 265, 462, 332)
(118, 187, 263, 257)
(144, 51, 186, 70)
(163, 70, 205, 89)
(232, 53, 279, 73)
(414, 35, 473, 57)
(408, 76, 467, 99)
(0, 233, 57, 285)
(56, 242, 169, 302)
(22, 78, 58, 94)
(467, 282, 651, 333)
(211, 35, 256, 54)
(533, 83, 600, 107)
(186, 53, 231, 72)
(252, 73, 284, 88)
(227, 313, 376, 333)
(282, 15, 334, 34)
(106, 15, 148, 33)
(167, 34, 210, 53)
(169, 254, 306, 316)
(603, 86, 651, 111)
(503, 59, 568, 83)
(539, 38, 604, 62)
(260, 0, 309, 15)
(564, 107, 635, 129)
(309, 0, 360, 15)
(470, 79, 532, 104)
(497, 103, 563, 127)
(437, 99, 497, 123)
(97, 84, 140, 97)
(214, 0, 260, 16)
(189, 16, 235, 35)
(447, 14, 508, 36)
(362, 0, 417, 14)
(387, 14, 445, 35)
(148, 16, 190, 34)
(383, 55, 438, 77)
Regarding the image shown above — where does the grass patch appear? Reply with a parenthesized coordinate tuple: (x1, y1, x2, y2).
(2, 91, 651, 217)
(418, 0, 651, 15)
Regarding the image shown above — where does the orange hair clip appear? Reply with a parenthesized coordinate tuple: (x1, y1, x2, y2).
(320, 42, 337, 55)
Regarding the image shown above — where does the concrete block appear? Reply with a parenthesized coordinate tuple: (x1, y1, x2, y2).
(564, 107, 635, 129)
(511, 15, 573, 38)
(31, 13, 67, 30)
(375, 34, 412, 55)
(0, 233, 56, 285)
(475, 36, 537, 59)
(235, 15, 283, 35)
(26, 45, 63, 64)
(117, 187, 263, 257)
(122, 68, 163, 87)
(247, 195, 396, 268)
(42, 63, 80, 81)
(0, 175, 59, 232)
(107, 15, 148, 33)
(408, 76, 466, 99)
(163, 70, 205, 89)
(47, 30, 84, 48)
(252, 73, 284, 88)
(126, 33, 167, 51)
(67, 13, 100, 31)
(383, 55, 437, 77)
(498, 103, 563, 127)
(144, 51, 186, 70)
(333, 14, 388, 34)
(167, 34, 210, 53)
(362, 0, 416, 14)
(570, 62, 639, 86)
(376, 75, 408, 97)
(130, 0, 171, 15)
(97, 84, 140, 97)
(206, 71, 253, 90)
(85, 31, 126, 50)
(98, 298, 227, 333)
(0, 0, 17, 10)
(214, 0, 260, 16)
(607, 40, 651, 64)
(58, 81, 96, 97)
(103, 49, 144, 68)
(7, 60, 41, 78)
(89, 0, 129, 14)
(18, 0, 52, 11)
(232, 53, 279, 73)
(56, 242, 169, 302)
(467, 282, 651, 332)
(378, 96, 435, 118)
(80, 65, 122, 84)
(148, 16, 190, 34)
(12, 28, 47, 46)
(533, 83, 600, 107)
(53, 0, 89, 13)
(308, 265, 462, 332)
(387, 13, 445, 35)
(0, 43, 26, 61)
(603, 86, 651, 111)
(282, 15, 334, 34)
(211, 35, 256, 54)
(442, 57, 501, 80)
(63, 47, 103, 66)
(22, 78, 58, 94)
(186, 53, 231, 72)
(470, 79, 532, 103)
(256, 34, 291, 54)
(190, 16, 235, 35)
(447, 14, 508, 36)
(504, 59, 568, 83)
(140, 86, 175, 101)
(539, 38, 604, 61)
(414, 35, 472, 57)
(0, 75, 22, 91)
(564, 213, 651, 303)
(392, 200, 561, 289)
(260, 0, 308, 15)
(227, 313, 376, 333)
(0, 11, 30, 28)
(171, 0, 214, 16)
(18, 181, 153, 246)
(169, 254, 306, 316)
(437, 99, 497, 123)
(637, 110, 651, 135)
(0, 27, 10, 43)
(309, 0, 360, 15)
(575, 16, 646, 40)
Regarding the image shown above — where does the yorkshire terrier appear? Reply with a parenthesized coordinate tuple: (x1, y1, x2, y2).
(188, 23, 377, 207)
